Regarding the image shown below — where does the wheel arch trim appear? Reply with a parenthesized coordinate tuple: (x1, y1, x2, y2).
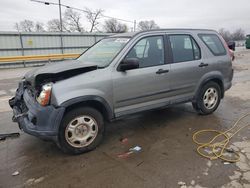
(61, 95, 114, 121)
(194, 73, 225, 100)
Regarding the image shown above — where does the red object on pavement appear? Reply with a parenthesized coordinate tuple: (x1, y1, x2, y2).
(117, 151, 133, 159)
(120, 138, 129, 144)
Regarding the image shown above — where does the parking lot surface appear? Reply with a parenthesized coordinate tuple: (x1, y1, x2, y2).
(0, 50, 250, 188)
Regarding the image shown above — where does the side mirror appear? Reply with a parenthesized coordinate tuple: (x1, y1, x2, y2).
(118, 58, 139, 71)
(227, 41, 235, 51)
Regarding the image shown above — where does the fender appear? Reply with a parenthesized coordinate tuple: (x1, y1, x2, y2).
(194, 72, 225, 100)
(61, 95, 114, 121)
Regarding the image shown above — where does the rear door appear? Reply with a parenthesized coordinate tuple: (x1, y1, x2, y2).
(198, 33, 232, 84)
(112, 35, 171, 117)
(167, 34, 206, 102)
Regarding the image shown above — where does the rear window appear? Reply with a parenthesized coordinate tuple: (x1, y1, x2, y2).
(198, 34, 226, 56)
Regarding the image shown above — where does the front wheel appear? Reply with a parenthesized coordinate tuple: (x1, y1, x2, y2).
(58, 107, 104, 154)
(192, 82, 221, 115)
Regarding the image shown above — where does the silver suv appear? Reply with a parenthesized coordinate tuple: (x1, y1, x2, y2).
(9, 29, 233, 154)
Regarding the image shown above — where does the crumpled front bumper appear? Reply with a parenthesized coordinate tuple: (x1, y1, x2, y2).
(9, 81, 65, 141)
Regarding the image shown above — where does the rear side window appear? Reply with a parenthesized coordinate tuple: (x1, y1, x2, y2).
(198, 34, 226, 56)
(169, 35, 201, 63)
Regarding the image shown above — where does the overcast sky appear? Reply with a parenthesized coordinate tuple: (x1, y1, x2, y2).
(0, 0, 250, 33)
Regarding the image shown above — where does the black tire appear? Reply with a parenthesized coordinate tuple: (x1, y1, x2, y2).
(193, 81, 221, 115)
(58, 107, 104, 154)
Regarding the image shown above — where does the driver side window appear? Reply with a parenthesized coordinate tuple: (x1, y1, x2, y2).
(125, 36, 164, 68)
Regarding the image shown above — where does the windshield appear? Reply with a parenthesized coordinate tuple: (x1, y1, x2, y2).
(77, 37, 130, 67)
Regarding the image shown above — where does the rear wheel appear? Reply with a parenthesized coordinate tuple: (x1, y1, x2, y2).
(192, 82, 221, 115)
(58, 107, 104, 154)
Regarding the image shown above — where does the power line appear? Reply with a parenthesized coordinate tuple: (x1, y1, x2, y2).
(30, 0, 135, 24)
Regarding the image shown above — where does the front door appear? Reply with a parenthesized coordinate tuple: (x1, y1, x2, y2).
(112, 35, 171, 117)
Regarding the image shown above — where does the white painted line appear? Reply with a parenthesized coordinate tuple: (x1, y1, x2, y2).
(0, 90, 7, 95)
(0, 108, 11, 113)
(0, 98, 12, 112)
(0, 96, 12, 101)
(10, 89, 16, 93)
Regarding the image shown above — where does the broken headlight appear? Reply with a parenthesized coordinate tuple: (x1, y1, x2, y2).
(36, 83, 53, 106)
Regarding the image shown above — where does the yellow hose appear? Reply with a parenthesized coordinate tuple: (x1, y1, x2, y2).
(192, 113, 250, 162)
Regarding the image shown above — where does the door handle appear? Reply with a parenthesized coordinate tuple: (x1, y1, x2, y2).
(199, 63, 208, 67)
(156, 69, 169, 74)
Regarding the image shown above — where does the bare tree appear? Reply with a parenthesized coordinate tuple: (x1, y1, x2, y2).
(103, 18, 128, 33)
(218, 28, 232, 42)
(64, 9, 84, 32)
(14, 23, 20, 32)
(47, 19, 69, 32)
(137, 20, 159, 31)
(47, 19, 61, 32)
(84, 8, 103, 32)
(14, 20, 35, 32)
(35, 22, 45, 32)
(231, 28, 245, 41)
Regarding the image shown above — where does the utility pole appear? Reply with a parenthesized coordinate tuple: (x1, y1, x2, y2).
(58, 0, 63, 32)
(58, 0, 64, 54)
(133, 20, 136, 32)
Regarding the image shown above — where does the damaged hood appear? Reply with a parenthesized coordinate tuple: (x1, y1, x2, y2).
(24, 59, 98, 87)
